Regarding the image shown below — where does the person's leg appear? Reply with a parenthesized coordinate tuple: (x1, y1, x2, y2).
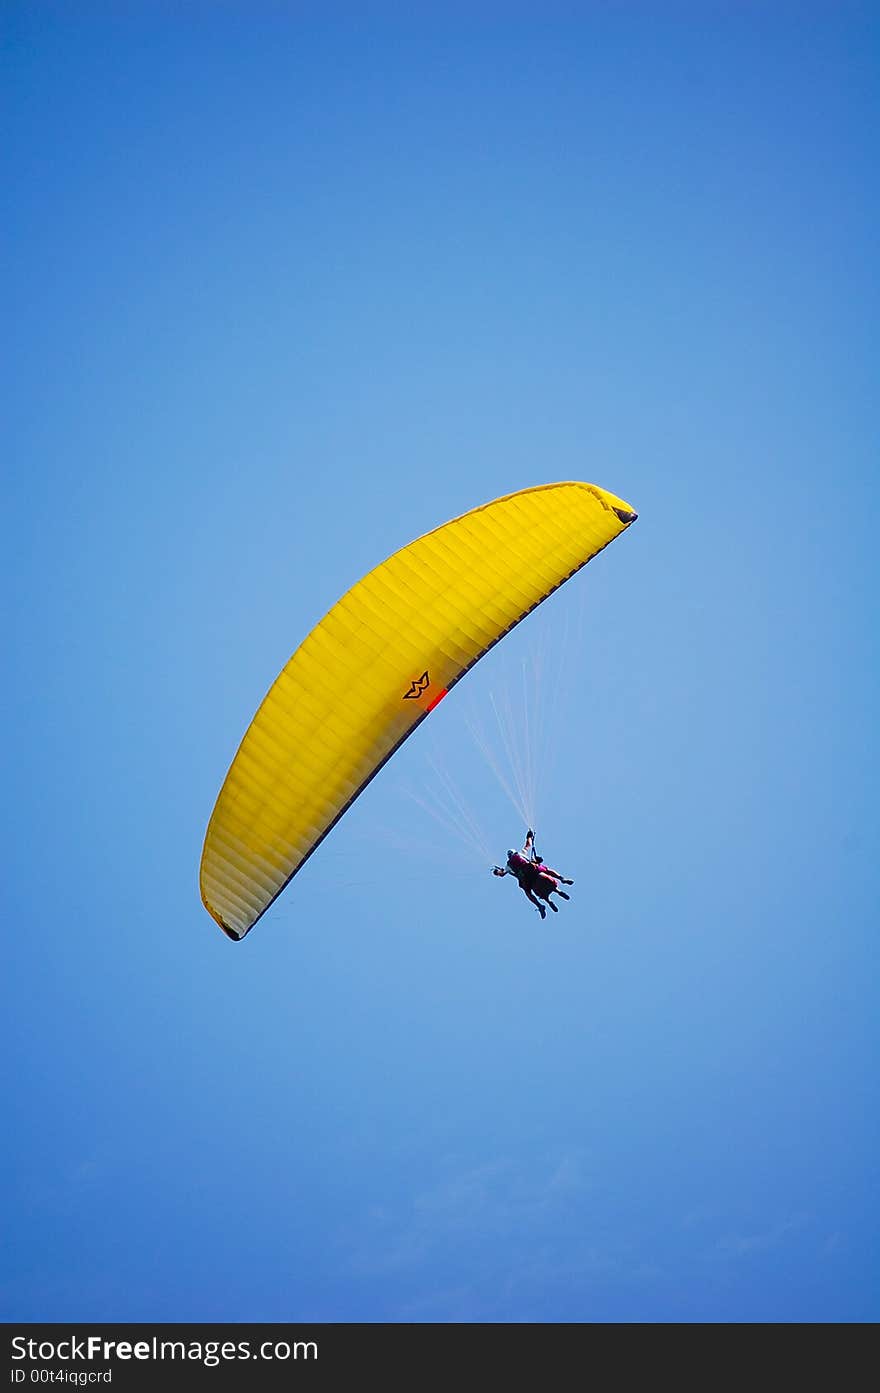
(525, 888, 546, 918)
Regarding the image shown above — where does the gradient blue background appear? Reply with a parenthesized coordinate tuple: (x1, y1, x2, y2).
(4, 2, 877, 1322)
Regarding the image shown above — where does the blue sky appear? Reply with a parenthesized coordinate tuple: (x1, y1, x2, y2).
(3, 2, 877, 1322)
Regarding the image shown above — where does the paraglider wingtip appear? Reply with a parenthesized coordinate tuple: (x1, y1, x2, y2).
(210, 908, 246, 941)
(220, 920, 247, 942)
(613, 507, 638, 525)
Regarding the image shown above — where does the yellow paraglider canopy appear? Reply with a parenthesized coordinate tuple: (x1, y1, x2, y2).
(200, 481, 637, 939)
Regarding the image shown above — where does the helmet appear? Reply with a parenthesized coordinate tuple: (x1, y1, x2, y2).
(507, 850, 517, 862)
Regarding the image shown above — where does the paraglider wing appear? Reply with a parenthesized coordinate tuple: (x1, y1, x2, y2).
(200, 481, 637, 939)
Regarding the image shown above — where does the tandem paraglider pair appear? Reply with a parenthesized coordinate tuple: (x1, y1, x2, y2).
(493, 830, 574, 919)
(200, 481, 637, 941)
